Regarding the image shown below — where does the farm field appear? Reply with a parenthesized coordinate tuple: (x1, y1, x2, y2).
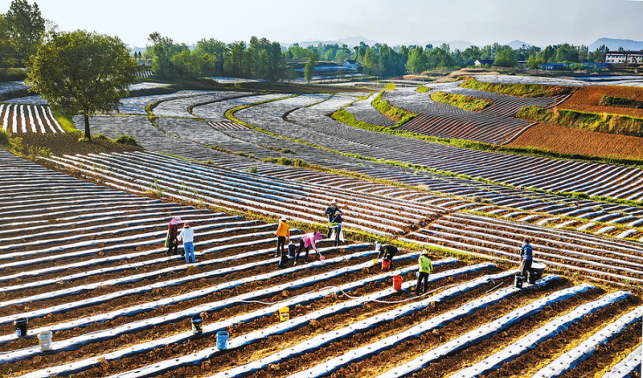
(557, 85, 643, 118)
(382, 83, 564, 144)
(508, 123, 643, 160)
(73, 89, 643, 231)
(1, 148, 642, 378)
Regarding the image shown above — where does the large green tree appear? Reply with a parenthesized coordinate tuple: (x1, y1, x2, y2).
(26, 30, 138, 140)
(5, 0, 45, 62)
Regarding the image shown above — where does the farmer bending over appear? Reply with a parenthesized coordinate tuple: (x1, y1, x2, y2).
(294, 231, 323, 266)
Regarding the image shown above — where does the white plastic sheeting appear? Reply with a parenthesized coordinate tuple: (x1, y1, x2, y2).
(288, 274, 557, 378)
(454, 291, 631, 378)
(533, 305, 643, 378)
(602, 345, 642, 378)
(108, 260, 469, 378)
(377, 283, 594, 378)
(17, 253, 447, 378)
(225, 268, 514, 378)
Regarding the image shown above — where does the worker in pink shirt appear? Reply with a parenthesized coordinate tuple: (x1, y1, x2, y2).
(294, 231, 323, 265)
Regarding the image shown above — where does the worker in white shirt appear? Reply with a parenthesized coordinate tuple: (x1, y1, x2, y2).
(177, 223, 196, 263)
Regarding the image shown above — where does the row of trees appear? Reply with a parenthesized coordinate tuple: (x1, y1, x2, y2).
(145, 34, 295, 82)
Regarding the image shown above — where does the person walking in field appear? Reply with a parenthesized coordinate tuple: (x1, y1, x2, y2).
(294, 231, 323, 266)
(275, 218, 290, 257)
(519, 237, 533, 280)
(165, 217, 181, 256)
(325, 200, 342, 238)
(177, 223, 196, 264)
(415, 250, 433, 295)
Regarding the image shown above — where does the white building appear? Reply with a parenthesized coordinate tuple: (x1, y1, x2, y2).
(605, 51, 643, 64)
(343, 60, 361, 70)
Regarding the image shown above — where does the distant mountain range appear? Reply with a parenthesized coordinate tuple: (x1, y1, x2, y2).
(589, 38, 643, 51)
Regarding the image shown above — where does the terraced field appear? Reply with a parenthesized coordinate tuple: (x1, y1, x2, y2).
(386, 83, 566, 144)
(74, 91, 643, 236)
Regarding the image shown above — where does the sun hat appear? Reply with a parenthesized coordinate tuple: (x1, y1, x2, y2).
(184, 223, 191, 228)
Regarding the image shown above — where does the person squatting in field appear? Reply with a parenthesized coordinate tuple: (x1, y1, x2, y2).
(178, 223, 196, 263)
(294, 231, 323, 266)
(275, 218, 290, 257)
(415, 250, 433, 295)
(520, 237, 533, 280)
(377, 244, 398, 271)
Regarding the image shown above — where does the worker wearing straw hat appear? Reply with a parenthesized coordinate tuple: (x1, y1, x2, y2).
(275, 218, 290, 257)
(177, 222, 196, 264)
(324, 199, 342, 239)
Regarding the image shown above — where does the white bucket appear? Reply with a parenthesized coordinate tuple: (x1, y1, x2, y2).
(37, 331, 52, 351)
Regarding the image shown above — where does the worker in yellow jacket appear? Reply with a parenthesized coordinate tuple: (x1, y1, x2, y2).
(415, 250, 433, 295)
(275, 218, 290, 257)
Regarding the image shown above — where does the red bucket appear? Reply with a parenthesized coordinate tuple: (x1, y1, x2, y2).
(382, 259, 391, 271)
(392, 275, 403, 291)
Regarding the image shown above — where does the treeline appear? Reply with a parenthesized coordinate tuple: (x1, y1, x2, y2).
(282, 41, 610, 75)
(145, 33, 295, 82)
(0, 0, 47, 69)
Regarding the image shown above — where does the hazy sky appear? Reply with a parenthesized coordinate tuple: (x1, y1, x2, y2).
(1, 0, 641, 47)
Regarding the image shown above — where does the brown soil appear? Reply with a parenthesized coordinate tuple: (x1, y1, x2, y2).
(508, 123, 643, 160)
(558, 86, 643, 118)
(322, 279, 568, 378)
(486, 295, 641, 378)
(73, 263, 484, 378)
(0, 245, 368, 336)
(4, 258, 456, 376)
(17, 132, 144, 156)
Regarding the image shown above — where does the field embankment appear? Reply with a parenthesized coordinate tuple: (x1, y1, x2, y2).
(516, 106, 643, 137)
(559, 85, 643, 118)
(460, 78, 575, 98)
(430, 91, 492, 112)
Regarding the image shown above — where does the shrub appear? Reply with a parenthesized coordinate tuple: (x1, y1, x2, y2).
(0, 130, 10, 146)
(115, 135, 139, 146)
(247, 165, 258, 173)
(94, 133, 111, 141)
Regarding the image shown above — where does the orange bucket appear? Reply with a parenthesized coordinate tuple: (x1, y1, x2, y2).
(382, 259, 392, 271)
(392, 275, 403, 291)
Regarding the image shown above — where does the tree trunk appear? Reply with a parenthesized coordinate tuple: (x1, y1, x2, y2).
(84, 115, 91, 141)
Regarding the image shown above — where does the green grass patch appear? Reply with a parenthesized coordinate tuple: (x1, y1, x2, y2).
(460, 78, 575, 98)
(53, 111, 80, 133)
(431, 91, 492, 112)
(599, 95, 643, 109)
(371, 91, 418, 124)
(516, 106, 643, 137)
(415, 85, 430, 93)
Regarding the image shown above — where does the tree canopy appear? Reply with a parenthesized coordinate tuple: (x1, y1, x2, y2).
(26, 30, 138, 140)
(4, 0, 45, 62)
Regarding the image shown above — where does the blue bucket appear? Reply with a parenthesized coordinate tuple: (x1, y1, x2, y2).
(217, 331, 229, 350)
